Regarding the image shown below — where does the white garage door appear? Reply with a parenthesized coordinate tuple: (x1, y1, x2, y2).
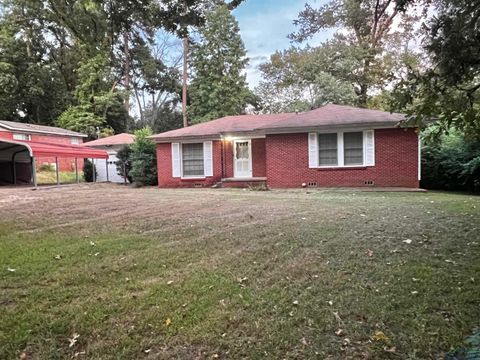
(94, 153, 128, 183)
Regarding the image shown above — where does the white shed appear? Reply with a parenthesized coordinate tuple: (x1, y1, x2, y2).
(84, 133, 135, 183)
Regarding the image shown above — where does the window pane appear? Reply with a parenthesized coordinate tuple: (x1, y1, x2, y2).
(318, 133, 337, 166)
(182, 143, 204, 176)
(344, 132, 363, 165)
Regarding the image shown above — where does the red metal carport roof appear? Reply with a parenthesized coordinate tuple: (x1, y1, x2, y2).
(1, 139, 109, 159)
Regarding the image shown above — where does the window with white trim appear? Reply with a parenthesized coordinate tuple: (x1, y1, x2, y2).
(71, 137, 80, 144)
(318, 133, 338, 166)
(182, 143, 204, 177)
(310, 130, 374, 168)
(13, 133, 31, 141)
(343, 132, 363, 165)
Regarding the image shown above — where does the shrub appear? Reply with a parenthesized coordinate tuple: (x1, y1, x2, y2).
(128, 127, 157, 186)
(83, 159, 97, 183)
(421, 130, 480, 192)
(39, 164, 55, 172)
(115, 145, 133, 183)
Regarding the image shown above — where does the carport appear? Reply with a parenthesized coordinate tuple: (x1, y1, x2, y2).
(0, 139, 108, 186)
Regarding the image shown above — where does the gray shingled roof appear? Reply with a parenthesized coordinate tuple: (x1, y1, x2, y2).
(150, 104, 406, 141)
(0, 120, 87, 137)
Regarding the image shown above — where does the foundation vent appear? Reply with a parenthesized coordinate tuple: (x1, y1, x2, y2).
(193, 183, 203, 188)
(364, 180, 375, 186)
(307, 181, 318, 188)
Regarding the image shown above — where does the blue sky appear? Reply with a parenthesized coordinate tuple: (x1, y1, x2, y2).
(232, 0, 331, 88)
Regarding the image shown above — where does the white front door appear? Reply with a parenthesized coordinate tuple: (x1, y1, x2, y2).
(234, 140, 252, 178)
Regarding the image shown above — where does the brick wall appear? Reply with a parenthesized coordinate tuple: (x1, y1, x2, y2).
(265, 128, 419, 188)
(157, 139, 267, 187)
(157, 141, 223, 187)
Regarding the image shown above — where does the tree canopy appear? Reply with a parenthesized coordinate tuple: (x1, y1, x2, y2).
(188, 4, 252, 123)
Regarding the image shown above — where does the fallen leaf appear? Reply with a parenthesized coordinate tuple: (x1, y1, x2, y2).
(335, 329, 345, 337)
(144, 349, 151, 354)
(372, 331, 390, 344)
(365, 249, 373, 257)
(411, 290, 419, 295)
(54, 254, 61, 260)
(301, 337, 308, 346)
(402, 239, 412, 244)
(165, 318, 172, 326)
(89, 241, 95, 246)
(74, 351, 86, 357)
(292, 300, 299, 306)
(7, 267, 16, 272)
(68, 333, 80, 347)
(333, 311, 343, 323)
(167, 280, 174, 285)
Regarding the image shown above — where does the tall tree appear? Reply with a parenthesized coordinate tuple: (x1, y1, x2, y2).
(290, 0, 416, 107)
(391, 0, 480, 138)
(255, 46, 358, 113)
(188, 4, 252, 123)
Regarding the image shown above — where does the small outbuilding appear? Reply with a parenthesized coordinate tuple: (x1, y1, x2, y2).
(84, 133, 135, 183)
(0, 121, 108, 186)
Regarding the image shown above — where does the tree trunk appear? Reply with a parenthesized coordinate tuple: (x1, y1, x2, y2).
(182, 36, 188, 128)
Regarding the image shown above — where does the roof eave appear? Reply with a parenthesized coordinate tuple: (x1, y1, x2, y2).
(262, 121, 408, 134)
(0, 123, 87, 137)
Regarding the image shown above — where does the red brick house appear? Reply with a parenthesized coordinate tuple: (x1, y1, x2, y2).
(150, 104, 420, 188)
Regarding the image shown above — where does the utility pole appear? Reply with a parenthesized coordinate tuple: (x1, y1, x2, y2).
(182, 35, 188, 128)
(123, 30, 130, 116)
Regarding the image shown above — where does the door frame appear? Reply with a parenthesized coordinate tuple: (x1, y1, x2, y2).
(233, 139, 252, 178)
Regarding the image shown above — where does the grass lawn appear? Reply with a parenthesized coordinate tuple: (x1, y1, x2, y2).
(36, 170, 85, 185)
(0, 185, 479, 359)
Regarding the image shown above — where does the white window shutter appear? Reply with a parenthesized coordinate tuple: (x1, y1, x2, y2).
(308, 133, 318, 168)
(203, 141, 213, 176)
(171, 143, 181, 177)
(364, 130, 375, 166)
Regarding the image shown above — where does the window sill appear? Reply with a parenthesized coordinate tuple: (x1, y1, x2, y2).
(316, 166, 369, 171)
(180, 176, 206, 180)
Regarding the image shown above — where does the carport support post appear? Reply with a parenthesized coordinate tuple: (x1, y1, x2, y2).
(106, 159, 109, 182)
(75, 158, 79, 183)
(92, 158, 96, 182)
(31, 157, 37, 187)
(55, 157, 59, 185)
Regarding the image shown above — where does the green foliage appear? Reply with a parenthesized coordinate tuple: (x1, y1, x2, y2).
(391, 0, 480, 138)
(446, 327, 480, 360)
(0, 0, 212, 132)
(39, 164, 55, 172)
(128, 127, 157, 186)
(288, 0, 418, 107)
(255, 46, 357, 113)
(115, 145, 133, 183)
(83, 159, 97, 183)
(57, 105, 105, 138)
(421, 129, 480, 192)
(189, 5, 252, 123)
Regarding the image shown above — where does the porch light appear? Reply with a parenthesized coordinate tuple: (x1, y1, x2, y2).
(223, 136, 234, 142)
